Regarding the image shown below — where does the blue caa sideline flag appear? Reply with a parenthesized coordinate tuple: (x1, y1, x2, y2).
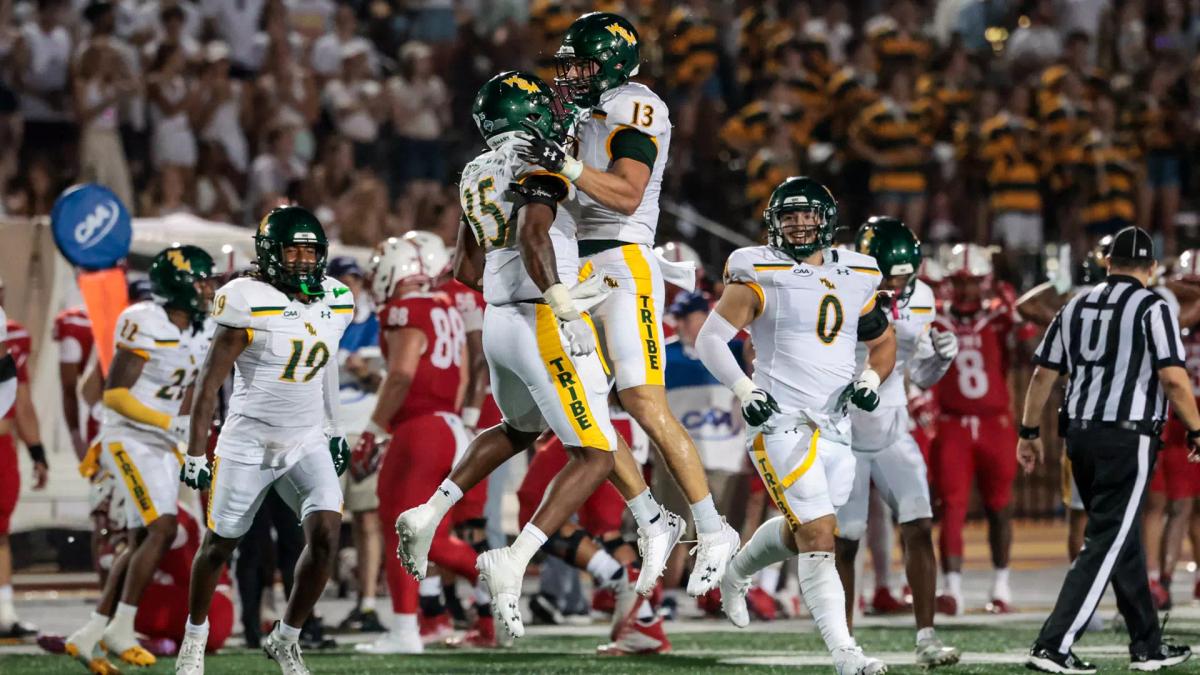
(50, 183, 132, 270)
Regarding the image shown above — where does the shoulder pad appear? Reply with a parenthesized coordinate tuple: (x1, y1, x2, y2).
(211, 276, 262, 328)
(115, 302, 176, 353)
(905, 280, 937, 319)
(723, 246, 779, 285)
(597, 82, 670, 137)
(832, 249, 882, 277)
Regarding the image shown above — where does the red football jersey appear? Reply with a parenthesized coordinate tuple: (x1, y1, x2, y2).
(932, 303, 1015, 416)
(378, 292, 466, 428)
(439, 279, 484, 334)
(52, 306, 94, 367)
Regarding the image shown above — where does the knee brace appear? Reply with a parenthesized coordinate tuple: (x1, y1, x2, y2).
(545, 528, 588, 564)
(601, 534, 632, 556)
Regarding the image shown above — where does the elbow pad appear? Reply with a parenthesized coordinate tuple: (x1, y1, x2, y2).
(857, 303, 890, 342)
(103, 387, 171, 430)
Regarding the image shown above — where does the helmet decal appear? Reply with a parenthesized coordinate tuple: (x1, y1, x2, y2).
(606, 22, 637, 45)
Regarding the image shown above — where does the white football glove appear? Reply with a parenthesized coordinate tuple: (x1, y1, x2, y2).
(180, 454, 212, 490)
(932, 329, 959, 361)
(560, 317, 597, 356)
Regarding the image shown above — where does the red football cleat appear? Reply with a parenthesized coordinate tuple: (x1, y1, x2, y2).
(935, 594, 961, 616)
(696, 588, 722, 616)
(592, 587, 616, 614)
(985, 598, 1015, 614)
(596, 617, 671, 655)
(869, 586, 911, 615)
(419, 612, 453, 645)
(746, 586, 777, 621)
(445, 616, 498, 649)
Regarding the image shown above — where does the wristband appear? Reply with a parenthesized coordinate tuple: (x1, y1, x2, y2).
(731, 377, 756, 403)
(461, 406, 481, 429)
(1018, 425, 1041, 440)
(364, 419, 388, 438)
(561, 156, 583, 182)
(27, 443, 47, 465)
(543, 283, 580, 321)
(857, 369, 881, 390)
(1188, 428, 1200, 442)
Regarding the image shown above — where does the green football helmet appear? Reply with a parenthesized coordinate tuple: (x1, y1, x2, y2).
(555, 12, 641, 108)
(255, 205, 329, 297)
(148, 245, 216, 323)
(472, 70, 567, 148)
(1080, 234, 1112, 285)
(763, 176, 839, 262)
(856, 216, 921, 300)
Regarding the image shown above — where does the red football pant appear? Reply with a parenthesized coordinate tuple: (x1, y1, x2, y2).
(377, 414, 479, 615)
(517, 436, 624, 535)
(0, 435, 18, 535)
(136, 582, 234, 651)
(931, 414, 1017, 561)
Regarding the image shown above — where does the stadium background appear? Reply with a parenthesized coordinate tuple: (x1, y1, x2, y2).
(0, 0, 1196, 631)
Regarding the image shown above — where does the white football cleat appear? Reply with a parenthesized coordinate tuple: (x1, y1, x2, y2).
(477, 548, 526, 639)
(687, 520, 741, 597)
(609, 568, 642, 641)
(916, 636, 961, 669)
(354, 630, 424, 654)
(262, 625, 311, 675)
(834, 645, 888, 675)
(395, 503, 439, 580)
(174, 632, 207, 675)
(719, 565, 752, 628)
(635, 510, 683, 596)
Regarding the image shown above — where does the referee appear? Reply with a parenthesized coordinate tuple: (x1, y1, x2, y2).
(1018, 227, 1197, 674)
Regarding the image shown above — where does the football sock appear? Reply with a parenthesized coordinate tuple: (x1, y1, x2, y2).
(429, 479, 464, 520)
(418, 577, 445, 616)
(627, 489, 664, 531)
(917, 627, 936, 645)
(691, 494, 722, 536)
(730, 517, 794, 580)
(636, 596, 655, 622)
(992, 567, 1011, 601)
(758, 562, 781, 594)
(1150, 569, 1161, 583)
(71, 612, 109, 646)
(394, 613, 418, 633)
(796, 551, 855, 653)
(511, 523, 548, 567)
(0, 585, 13, 624)
(277, 622, 302, 642)
(474, 581, 492, 617)
(106, 602, 137, 640)
(361, 595, 377, 612)
(946, 571, 962, 598)
(184, 618, 209, 637)
(586, 550, 623, 586)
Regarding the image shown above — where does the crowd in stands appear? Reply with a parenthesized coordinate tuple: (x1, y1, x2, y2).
(0, 0, 1197, 286)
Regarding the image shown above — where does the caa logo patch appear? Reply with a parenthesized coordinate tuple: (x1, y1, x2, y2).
(283, 309, 300, 319)
(793, 267, 813, 277)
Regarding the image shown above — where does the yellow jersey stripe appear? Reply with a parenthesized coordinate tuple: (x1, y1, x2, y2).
(909, 307, 933, 314)
(751, 434, 801, 530)
(332, 307, 353, 314)
(582, 313, 610, 377)
(153, 339, 180, 346)
(578, 260, 595, 282)
(744, 281, 765, 311)
(605, 124, 659, 160)
(848, 266, 882, 276)
(206, 457, 221, 531)
(251, 309, 284, 316)
(781, 429, 820, 488)
(117, 343, 150, 360)
(108, 442, 159, 524)
(860, 293, 878, 316)
(534, 304, 611, 450)
(753, 264, 793, 271)
(246, 328, 255, 343)
(620, 245, 664, 386)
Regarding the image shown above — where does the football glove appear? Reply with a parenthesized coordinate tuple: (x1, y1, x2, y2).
(931, 329, 958, 361)
(733, 377, 781, 427)
(350, 421, 388, 481)
(516, 120, 583, 181)
(180, 454, 212, 490)
(847, 369, 882, 412)
(560, 317, 597, 357)
(330, 435, 350, 477)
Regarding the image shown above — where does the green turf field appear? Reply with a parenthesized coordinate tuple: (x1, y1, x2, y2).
(3, 618, 1199, 674)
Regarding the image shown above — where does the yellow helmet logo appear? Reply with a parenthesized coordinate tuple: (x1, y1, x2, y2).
(606, 22, 637, 46)
(258, 213, 271, 235)
(502, 75, 541, 95)
(858, 228, 875, 254)
(167, 249, 193, 272)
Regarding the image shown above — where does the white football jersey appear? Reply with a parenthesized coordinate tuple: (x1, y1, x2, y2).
(724, 246, 882, 418)
(104, 301, 207, 434)
(0, 305, 6, 342)
(567, 81, 671, 245)
(459, 139, 580, 305)
(855, 278, 937, 408)
(211, 276, 353, 442)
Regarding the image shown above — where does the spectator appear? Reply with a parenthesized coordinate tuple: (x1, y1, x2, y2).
(200, 0, 266, 77)
(73, 42, 135, 209)
(194, 141, 241, 222)
(146, 42, 197, 171)
(131, 0, 203, 49)
(251, 36, 318, 163)
(12, 0, 74, 169)
(310, 2, 373, 79)
(248, 123, 305, 220)
(140, 164, 193, 216)
(323, 41, 385, 169)
(1080, 93, 1138, 239)
(850, 67, 931, 230)
(1135, 63, 1187, 255)
(4, 155, 60, 216)
(1005, 0, 1063, 77)
(387, 41, 448, 202)
(250, 0, 304, 73)
(1114, 1, 1151, 73)
(192, 41, 248, 174)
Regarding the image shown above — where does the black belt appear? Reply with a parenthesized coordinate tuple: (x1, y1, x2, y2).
(578, 239, 633, 257)
(1067, 419, 1164, 437)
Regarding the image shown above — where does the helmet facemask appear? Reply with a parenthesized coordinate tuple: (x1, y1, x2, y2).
(767, 205, 834, 261)
(555, 55, 605, 107)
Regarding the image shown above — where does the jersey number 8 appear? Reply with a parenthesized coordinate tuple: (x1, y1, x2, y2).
(280, 340, 331, 382)
(463, 177, 510, 249)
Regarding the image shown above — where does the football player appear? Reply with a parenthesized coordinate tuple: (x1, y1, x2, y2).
(697, 177, 894, 675)
(350, 238, 485, 654)
(395, 71, 638, 640)
(175, 207, 355, 675)
(518, 11, 740, 596)
(64, 246, 216, 673)
(834, 218, 960, 668)
(931, 244, 1017, 615)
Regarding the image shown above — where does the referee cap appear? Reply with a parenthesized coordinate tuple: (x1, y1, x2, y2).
(1108, 226, 1155, 262)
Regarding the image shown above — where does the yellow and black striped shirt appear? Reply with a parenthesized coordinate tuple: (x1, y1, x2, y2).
(987, 148, 1043, 215)
(663, 7, 719, 88)
(1080, 129, 1138, 229)
(851, 99, 932, 194)
(720, 100, 812, 156)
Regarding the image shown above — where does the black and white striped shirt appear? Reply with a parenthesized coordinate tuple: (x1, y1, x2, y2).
(1034, 275, 1186, 424)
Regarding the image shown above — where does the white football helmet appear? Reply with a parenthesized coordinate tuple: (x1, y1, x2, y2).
(369, 238, 427, 303)
(1177, 249, 1200, 281)
(403, 230, 451, 279)
(942, 243, 993, 278)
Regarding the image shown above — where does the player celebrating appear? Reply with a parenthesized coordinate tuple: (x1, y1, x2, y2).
(62, 246, 216, 673)
(175, 206, 354, 675)
(697, 177, 895, 675)
(350, 238, 484, 654)
(518, 11, 740, 595)
(931, 244, 1017, 615)
(395, 70, 628, 639)
(834, 218, 960, 668)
